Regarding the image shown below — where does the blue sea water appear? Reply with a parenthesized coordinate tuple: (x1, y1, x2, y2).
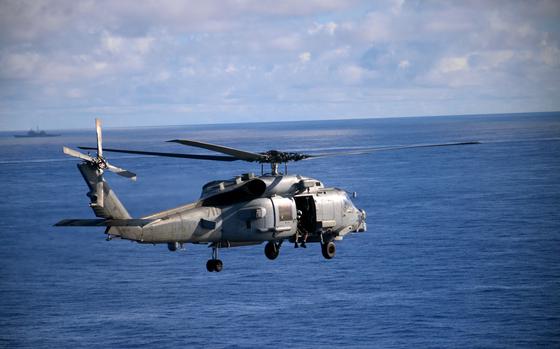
(0, 113, 559, 348)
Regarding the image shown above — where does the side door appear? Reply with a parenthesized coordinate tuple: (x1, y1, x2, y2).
(270, 196, 297, 238)
(314, 194, 337, 230)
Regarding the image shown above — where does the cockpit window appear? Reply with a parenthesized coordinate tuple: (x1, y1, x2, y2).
(343, 194, 353, 211)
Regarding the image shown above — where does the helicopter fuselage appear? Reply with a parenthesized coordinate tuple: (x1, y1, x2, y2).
(110, 173, 366, 246)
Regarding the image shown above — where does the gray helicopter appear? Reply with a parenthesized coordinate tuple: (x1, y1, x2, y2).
(56, 119, 477, 272)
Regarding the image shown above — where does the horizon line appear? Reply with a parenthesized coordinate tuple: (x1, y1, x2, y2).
(3, 110, 559, 133)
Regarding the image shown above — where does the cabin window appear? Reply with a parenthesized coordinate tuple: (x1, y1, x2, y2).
(278, 202, 293, 221)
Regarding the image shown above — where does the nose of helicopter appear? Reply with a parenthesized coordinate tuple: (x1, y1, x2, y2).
(357, 209, 367, 232)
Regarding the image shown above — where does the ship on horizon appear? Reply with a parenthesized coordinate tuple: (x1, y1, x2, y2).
(14, 127, 61, 138)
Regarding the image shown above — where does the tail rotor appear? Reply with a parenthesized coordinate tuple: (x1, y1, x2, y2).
(63, 118, 136, 180)
(62, 118, 137, 206)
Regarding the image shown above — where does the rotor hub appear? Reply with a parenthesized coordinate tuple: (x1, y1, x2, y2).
(260, 150, 308, 164)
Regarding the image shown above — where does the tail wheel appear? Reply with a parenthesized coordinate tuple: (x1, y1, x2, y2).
(264, 241, 280, 260)
(321, 241, 336, 259)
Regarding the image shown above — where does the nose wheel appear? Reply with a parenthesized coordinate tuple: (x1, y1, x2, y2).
(206, 245, 223, 272)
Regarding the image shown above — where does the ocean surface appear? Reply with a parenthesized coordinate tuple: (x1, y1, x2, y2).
(0, 113, 559, 348)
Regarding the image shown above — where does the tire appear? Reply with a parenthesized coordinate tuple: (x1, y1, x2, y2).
(321, 241, 336, 259)
(214, 260, 223, 272)
(206, 260, 215, 272)
(264, 241, 279, 260)
(168, 242, 179, 252)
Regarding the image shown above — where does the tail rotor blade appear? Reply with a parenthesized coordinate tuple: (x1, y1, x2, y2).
(63, 119, 138, 182)
(107, 163, 137, 181)
(63, 146, 95, 162)
(96, 118, 103, 158)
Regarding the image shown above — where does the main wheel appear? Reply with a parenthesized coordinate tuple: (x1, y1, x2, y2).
(206, 259, 215, 272)
(264, 241, 279, 260)
(206, 259, 223, 272)
(321, 241, 336, 259)
(214, 259, 223, 272)
(168, 242, 179, 252)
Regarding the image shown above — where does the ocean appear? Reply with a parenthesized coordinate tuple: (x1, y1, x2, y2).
(0, 113, 559, 348)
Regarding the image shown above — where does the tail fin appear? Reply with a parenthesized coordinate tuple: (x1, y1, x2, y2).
(78, 162, 131, 219)
(62, 162, 144, 241)
(58, 119, 142, 241)
(61, 118, 136, 219)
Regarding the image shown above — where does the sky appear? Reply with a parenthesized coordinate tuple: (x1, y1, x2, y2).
(0, 0, 559, 130)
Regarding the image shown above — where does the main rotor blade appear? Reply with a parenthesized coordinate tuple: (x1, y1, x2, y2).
(167, 139, 264, 162)
(63, 146, 95, 162)
(78, 147, 239, 162)
(106, 163, 137, 181)
(305, 141, 480, 159)
(95, 118, 103, 158)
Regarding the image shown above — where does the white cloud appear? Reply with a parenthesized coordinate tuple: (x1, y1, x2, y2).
(269, 34, 302, 51)
(540, 42, 560, 66)
(1, 0, 559, 130)
(94, 62, 108, 72)
(155, 70, 171, 81)
(101, 33, 124, 54)
(390, 0, 405, 15)
(359, 12, 392, 42)
(100, 32, 154, 56)
(180, 67, 196, 76)
(225, 64, 237, 73)
(66, 88, 84, 98)
(299, 52, 311, 63)
(398, 59, 410, 69)
(308, 21, 338, 35)
(0, 52, 41, 79)
(319, 46, 350, 61)
(134, 36, 155, 54)
(438, 56, 469, 73)
(339, 65, 367, 84)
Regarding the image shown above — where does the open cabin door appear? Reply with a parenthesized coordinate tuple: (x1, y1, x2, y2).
(294, 195, 317, 234)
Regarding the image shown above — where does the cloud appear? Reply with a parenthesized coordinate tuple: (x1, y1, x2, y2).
(308, 22, 338, 35)
(0, 52, 42, 79)
(438, 56, 469, 73)
(0, 0, 354, 44)
(398, 60, 410, 69)
(540, 42, 560, 66)
(269, 34, 302, 51)
(338, 64, 371, 84)
(299, 52, 311, 63)
(0, 0, 559, 130)
(224, 64, 237, 73)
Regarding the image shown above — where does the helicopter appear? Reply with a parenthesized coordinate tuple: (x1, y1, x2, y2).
(56, 119, 478, 272)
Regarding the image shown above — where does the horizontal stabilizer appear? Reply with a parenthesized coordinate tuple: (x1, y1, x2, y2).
(54, 218, 158, 227)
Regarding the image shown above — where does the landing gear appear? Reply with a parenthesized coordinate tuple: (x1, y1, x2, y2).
(167, 242, 181, 252)
(321, 241, 336, 259)
(206, 245, 223, 272)
(264, 241, 281, 260)
(206, 259, 223, 272)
